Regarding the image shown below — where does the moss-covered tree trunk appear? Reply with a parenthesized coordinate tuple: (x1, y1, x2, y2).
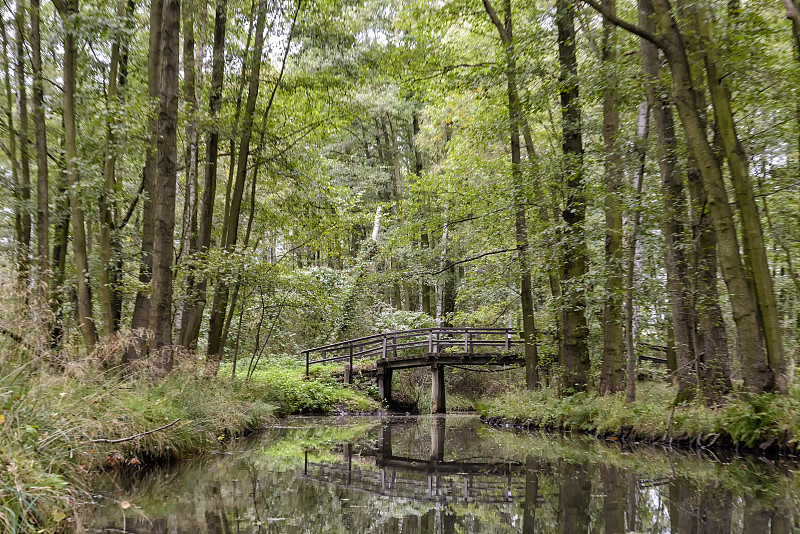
(557, 0, 589, 392)
(639, 1, 697, 397)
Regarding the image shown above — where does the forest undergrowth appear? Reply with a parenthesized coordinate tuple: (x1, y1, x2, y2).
(478, 380, 800, 452)
(0, 337, 377, 533)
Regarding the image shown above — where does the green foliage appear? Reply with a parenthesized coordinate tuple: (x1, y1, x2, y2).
(479, 382, 800, 450)
(720, 393, 800, 448)
(222, 357, 380, 414)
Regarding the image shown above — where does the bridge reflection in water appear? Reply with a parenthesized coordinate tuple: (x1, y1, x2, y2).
(303, 417, 526, 506)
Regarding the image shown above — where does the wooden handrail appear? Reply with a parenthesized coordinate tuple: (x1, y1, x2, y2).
(304, 327, 523, 376)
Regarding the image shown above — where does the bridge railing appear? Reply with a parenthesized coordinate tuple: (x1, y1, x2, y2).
(303, 327, 523, 377)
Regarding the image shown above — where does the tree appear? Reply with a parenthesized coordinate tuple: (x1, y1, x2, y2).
(481, 0, 539, 388)
(584, 0, 786, 393)
(558, 0, 589, 392)
(206, 0, 268, 377)
(179, 0, 228, 350)
(29, 0, 49, 305)
(599, 0, 625, 395)
(126, 0, 164, 362)
(149, 0, 181, 370)
(54, 0, 99, 350)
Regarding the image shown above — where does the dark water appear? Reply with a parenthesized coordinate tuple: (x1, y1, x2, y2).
(78, 415, 800, 533)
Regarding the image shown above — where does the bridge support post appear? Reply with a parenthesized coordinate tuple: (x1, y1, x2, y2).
(378, 423, 392, 456)
(378, 368, 393, 404)
(431, 415, 446, 462)
(431, 363, 446, 413)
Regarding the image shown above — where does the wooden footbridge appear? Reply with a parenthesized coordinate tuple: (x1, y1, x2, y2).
(303, 327, 525, 413)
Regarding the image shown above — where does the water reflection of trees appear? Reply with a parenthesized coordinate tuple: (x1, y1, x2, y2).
(83, 417, 800, 534)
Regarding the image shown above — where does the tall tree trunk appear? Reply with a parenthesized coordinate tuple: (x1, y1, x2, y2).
(648, 0, 771, 392)
(206, 0, 268, 377)
(58, 0, 99, 349)
(221, 1, 255, 249)
(639, 4, 698, 398)
(30, 0, 49, 306)
(557, 0, 589, 392)
(149, 0, 181, 369)
(14, 5, 32, 290)
(599, 0, 625, 395)
(179, 0, 199, 264)
(217, 0, 299, 354)
(523, 118, 564, 370)
(688, 161, 732, 401)
(126, 0, 163, 362)
(412, 111, 433, 317)
(693, 7, 786, 392)
(98, 0, 125, 339)
(175, 0, 199, 343)
(387, 114, 412, 311)
(382, 115, 406, 311)
(179, 0, 227, 350)
(625, 103, 648, 403)
(1, 23, 21, 285)
(110, 0, 134, 328)
(482, 0, 538, 388)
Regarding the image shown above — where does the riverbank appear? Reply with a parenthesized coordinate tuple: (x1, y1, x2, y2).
(0, 356, 378, 533)
(477, 381, 800, 454)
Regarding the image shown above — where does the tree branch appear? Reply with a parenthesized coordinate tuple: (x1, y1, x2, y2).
(90, 418, 182, 443)
(423, 247, 519, 276)
(482, 0, 509, 43)
(580, 0, 664, 50)
(115, 172, 146, 230)
(781, 0, 800, 35)
(51, 0, 67, 16)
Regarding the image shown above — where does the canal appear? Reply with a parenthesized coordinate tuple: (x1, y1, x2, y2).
(79, 415, 799, 533)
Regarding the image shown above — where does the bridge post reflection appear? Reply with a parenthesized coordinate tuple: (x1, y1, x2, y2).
(302, 418, 525, 511)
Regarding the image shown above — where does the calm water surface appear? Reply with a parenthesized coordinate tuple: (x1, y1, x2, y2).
(78, 415, 800, 533)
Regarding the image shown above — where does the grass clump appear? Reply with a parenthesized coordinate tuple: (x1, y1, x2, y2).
(477, 381, 800, 449)
(1, 358, 279, 532)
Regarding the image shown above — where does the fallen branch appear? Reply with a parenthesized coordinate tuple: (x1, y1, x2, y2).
(91, 418, 182, 444)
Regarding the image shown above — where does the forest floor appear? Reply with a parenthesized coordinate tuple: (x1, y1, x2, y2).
(0, 355, 378, 533)
(476, 381, 800, 455)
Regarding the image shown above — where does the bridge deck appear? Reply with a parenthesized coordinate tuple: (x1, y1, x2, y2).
(302, 327, 667, 413)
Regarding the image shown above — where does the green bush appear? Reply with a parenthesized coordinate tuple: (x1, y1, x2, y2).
(221, 358, 380, 414)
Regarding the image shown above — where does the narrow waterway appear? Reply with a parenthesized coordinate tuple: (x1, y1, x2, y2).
(79, 414, 799, 533)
